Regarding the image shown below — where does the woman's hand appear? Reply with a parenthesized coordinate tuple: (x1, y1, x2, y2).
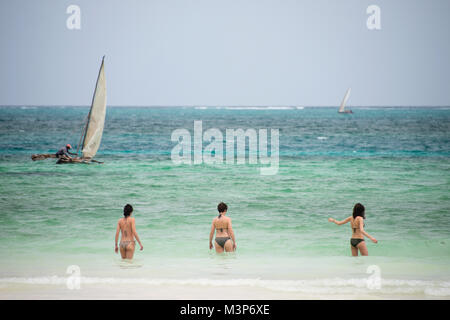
(114, 245, 118, 253)
(209, 242, 213, 250)
(140, 244, 144, 251)
(328, 218, 335, 223)
(370, 237, 378, 244)
(233, 242, 237, 251)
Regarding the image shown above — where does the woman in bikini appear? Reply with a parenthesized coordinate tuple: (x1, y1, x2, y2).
(115, 204, 143, 259)
(328, 203, 377, 256)
(209, 202, 236, 253)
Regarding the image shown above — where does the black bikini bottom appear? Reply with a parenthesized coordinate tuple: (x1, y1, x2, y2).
(350, 238, 364, 248)
(215, 237, 231, 248)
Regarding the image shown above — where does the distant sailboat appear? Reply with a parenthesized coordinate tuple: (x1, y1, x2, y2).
(338, 88, 353, 114)
(31, 56, 107, 164)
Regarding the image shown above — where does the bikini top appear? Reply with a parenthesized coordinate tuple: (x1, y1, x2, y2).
(216, 226, 228, 233)
(215, 215, 229, 233)
(215, 220, 229, 233)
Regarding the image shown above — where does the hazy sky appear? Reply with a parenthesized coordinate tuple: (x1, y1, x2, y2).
(0, 0, 449, 106)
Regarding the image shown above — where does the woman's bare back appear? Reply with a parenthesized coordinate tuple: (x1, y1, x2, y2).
(213, 216, 231, 237)
(119, 217, 135, 241)
(350, 216, 364, 239)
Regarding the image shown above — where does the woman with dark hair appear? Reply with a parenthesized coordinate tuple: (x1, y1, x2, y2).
(328, 203, 377, 256)
(115, 204, 143, 259)
(209, 202, 236, 253)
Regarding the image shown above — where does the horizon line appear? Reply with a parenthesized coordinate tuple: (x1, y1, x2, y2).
(1, 105, 449, 108)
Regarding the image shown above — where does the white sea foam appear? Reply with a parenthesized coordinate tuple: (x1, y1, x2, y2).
(265, 106, 295, 110)
(1, 277, 449, 297)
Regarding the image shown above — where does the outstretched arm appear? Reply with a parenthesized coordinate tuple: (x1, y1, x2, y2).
(209, 221, 215, 250)
(359, 220, 377, 243)
(328, 216, 352, 225)
(63, 148, 75, 158)
(132, 219, 143, 250)
(114, 221, 120, 253)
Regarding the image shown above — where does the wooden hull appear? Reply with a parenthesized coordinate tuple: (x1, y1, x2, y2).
(56, 157, 89, 164)
(56, 157, 103, 164)
(31, 154, 57, 161)
(31, 154, 102, 164)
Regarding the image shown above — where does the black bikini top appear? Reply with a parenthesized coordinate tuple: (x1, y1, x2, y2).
(215, 220, 228, 233)
(216, 226, 228, 233)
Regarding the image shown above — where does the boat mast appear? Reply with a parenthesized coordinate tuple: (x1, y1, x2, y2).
(76, 115, 89, 155)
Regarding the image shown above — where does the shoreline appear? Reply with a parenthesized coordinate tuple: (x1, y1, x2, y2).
(1, 275, 449, 300)
(1, 284, 447, 300)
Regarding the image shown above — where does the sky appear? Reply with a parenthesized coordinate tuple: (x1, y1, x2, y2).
(0, 0, 449, 107)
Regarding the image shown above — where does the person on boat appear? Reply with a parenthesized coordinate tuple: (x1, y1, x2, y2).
(328, 203, 377, 256)
(55, 144, 77, 160)
(209, 202, 236, 253)
(115, 204, 143, 259)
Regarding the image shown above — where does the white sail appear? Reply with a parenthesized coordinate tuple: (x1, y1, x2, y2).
(338, 88, 351, 113)
(82, 57, 106, 159)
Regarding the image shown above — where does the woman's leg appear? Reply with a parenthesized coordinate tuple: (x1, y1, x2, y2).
(125, 242, 136, 259)
(357, 241, 368, 256)
(351, 245, 358, 256)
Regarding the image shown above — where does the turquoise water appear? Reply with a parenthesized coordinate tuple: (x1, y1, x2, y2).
(0, 106, 449, 298)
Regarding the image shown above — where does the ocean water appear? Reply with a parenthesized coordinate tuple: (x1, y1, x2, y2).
(0, 106, 449, 299)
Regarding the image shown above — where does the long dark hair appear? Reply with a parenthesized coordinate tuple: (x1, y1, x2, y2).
(352, 203, 365, 219)
(217, 202, 228, 219)
(124, 204, 133, 218)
